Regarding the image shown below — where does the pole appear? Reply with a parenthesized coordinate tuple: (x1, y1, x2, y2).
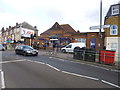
(99, 0, 102, 52)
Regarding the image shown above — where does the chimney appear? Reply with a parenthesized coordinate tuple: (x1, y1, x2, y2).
(9, 26, 11, 29)
(34, 26, 37, 28)
(2, 27, 4, 31)
(16, 22, 18, 26)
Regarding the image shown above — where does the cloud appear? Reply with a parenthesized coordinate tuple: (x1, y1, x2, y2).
(0, 0, 119, 35)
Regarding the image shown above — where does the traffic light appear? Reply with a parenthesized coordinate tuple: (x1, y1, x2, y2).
(34, 33, 36, 37)
(30, 34, 34, 39)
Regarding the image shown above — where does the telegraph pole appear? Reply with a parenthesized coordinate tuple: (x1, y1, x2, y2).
(99, 0, 102, 51)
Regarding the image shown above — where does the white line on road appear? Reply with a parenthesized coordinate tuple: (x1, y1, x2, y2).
(26, 60, 45, 65)
(0, 59, 26, 64)
(0, 71, 5, 89)
(23, 59, 119, 88)
(51, 57, 120, 72)
(46, 64, 60, 71)
(62, 71, 99, 81)
(101, 80, 120, 88)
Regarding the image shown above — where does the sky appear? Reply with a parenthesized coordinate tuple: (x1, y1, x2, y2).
(0, 0, 119, 35)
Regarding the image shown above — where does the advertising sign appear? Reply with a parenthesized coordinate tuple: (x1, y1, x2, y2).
(21, 28, 34, 38)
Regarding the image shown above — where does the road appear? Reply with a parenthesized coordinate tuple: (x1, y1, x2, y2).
(0, 50, 120, 88)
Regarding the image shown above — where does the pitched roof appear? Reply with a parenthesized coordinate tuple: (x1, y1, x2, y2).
(49, 22, 63, 30)
(40, 22, 76, 35)
(60, 24, 76, 33)
(105, 3, 120, 18)
(16, 21, 38, 31)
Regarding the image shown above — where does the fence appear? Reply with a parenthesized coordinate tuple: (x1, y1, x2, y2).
(42, 49, 120, 67)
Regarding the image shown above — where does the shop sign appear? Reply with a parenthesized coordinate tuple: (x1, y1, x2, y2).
(21, 28, 34, 38)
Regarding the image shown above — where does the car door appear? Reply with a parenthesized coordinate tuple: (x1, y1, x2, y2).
(65, 44, 72, 52)
(19, 46, 24, 54)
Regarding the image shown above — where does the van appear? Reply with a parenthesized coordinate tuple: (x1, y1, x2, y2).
(61, 43, 86, 53)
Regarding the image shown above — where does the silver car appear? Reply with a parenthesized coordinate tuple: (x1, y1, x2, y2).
(0, 44, 5, 51)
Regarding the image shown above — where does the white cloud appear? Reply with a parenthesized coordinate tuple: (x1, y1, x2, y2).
(0, 0, 119, 35)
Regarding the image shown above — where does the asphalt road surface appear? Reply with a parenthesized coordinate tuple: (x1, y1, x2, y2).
(0, 50, 120, 88)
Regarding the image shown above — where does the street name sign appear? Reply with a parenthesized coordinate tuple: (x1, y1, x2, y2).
(89, 25, 111, 30)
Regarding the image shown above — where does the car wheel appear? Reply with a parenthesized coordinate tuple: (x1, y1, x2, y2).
(62, 49, 66, 53)
(35, 54, 38, 56)
(2, 49, 5, 51)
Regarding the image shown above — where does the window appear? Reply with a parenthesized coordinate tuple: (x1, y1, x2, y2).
(110, 25, 118, 35)
(66, 44, 72, 48)
(77, 38, 86, 43)
(111, 43, 117, 51)
(111, 5, 119, 15)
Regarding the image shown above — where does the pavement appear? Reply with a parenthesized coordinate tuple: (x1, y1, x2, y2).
(38, 50, 120, 70)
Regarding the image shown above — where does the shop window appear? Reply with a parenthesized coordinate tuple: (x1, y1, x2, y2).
(110, 25, 118, 35)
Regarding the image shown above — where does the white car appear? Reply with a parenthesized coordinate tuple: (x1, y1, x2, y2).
(61, 43, 86, 53)
(0, 44, 5, 51)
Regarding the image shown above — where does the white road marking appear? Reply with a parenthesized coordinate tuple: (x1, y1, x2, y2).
(46, 64, 60, 71)
(1, 71, 5, 89)
(0, 59, 26, 64)
(51, 57, 120, 72)
(110, 69, 120, 72)
(15, 59, 119, 88)
(26, 60, 45, 65)
(62, 71, 99, 81)
(101, 80, 120, 88)
(26, 59, 60, 71)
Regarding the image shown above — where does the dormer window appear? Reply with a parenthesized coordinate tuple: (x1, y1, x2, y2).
(110, 25, 118, 35)
(111, 5, 119, 15)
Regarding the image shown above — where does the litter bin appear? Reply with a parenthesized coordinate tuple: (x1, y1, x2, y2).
(73, 47, 85, 60)
(99, 50, 115, 65)
(84, 48, 96, 62)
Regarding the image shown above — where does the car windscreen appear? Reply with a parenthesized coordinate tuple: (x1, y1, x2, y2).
(0, 45, 3, 47)
(23, 46, 33, 49)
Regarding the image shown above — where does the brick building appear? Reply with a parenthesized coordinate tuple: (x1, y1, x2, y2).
(73, 32, 105, 52)
(104, 3, 120, 61)
(33, 22, 76, 48)
(33, 22, 105, 52)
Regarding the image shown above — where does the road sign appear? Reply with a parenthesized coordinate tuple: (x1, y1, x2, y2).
(89, 25, 111, 30)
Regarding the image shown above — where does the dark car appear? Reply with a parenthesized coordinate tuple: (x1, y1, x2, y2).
(15, 45, 38, 56)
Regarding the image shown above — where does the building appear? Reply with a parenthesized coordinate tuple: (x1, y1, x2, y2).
(104, 2, 120, 62)
(37, 22, 76, 48)
(73, 31, 105, 52)
(34, 22, 105, 52)
(1, 22, 38, 49)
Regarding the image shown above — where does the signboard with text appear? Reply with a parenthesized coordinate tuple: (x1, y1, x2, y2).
(21, 28, 34, 38)
(89, 25, 111, 30)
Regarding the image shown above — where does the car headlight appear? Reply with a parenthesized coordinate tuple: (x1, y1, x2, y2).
(26, 50, 32, 53)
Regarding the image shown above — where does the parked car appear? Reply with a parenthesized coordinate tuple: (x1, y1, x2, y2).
(61, 43, 86, 53)
(0, 44, 5, 51)
(15, 45, 38, 56)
